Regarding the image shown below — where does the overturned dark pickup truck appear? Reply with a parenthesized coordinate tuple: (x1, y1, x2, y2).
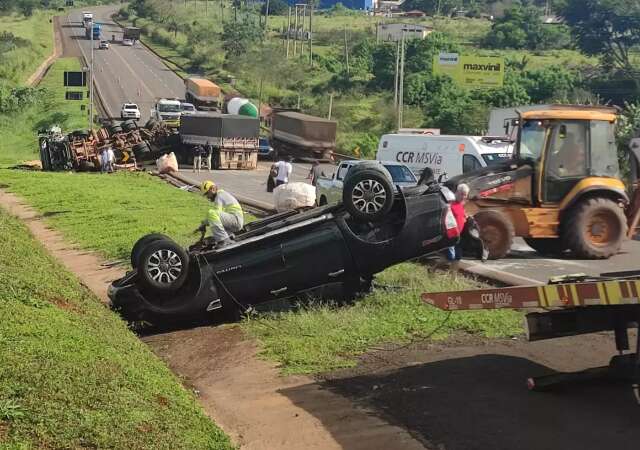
(108, 162, 460, 326)
(271, 111, 337, 161)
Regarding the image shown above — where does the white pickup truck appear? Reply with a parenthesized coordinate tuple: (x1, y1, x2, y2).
(316, 160, 417, 206)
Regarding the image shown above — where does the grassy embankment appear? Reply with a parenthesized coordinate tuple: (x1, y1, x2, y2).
(0, 11, 53, 85)
(0, 208, 233, 449)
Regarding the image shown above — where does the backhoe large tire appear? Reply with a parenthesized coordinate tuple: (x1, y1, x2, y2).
(474, 210, 514, 259)
(563, 197, 627, 259)
(524, 238, 564, 256)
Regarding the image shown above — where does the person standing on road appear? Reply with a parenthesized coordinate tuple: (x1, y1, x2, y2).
(197, 180, 244, 246)
(204, 141, 214, 172)
(192, 144, 204, 173)
(307, 160, 322, 187)
(447, 183, 470, 268)
(273, 155, 293, 187)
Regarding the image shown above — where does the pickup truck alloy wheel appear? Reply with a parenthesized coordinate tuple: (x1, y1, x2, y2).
(138, 240, 190, 292)
(147, 249, 182, 284)
(352, 179, 387, 215)
(131, 233, 171, 268)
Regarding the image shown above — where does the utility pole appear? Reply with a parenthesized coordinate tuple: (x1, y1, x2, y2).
(309, 4, 313, 67)
(344, 26, 349, 76)
(328, 92, 333, 120)
(89, 19, 94, 130)
(293, 4, 299, 56)
(393, 40, 399, 108)
(264, 0, 270, 33)
(286, 7, 291, 58)
(398, 31, 405, 130)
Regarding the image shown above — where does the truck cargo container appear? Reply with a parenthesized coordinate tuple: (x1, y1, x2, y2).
(85, 23, 101, 40)
(179, 113, 259, 170)
(184, 77, 221, 111)
(123, 27, 141, 41)
(271, 111, 336, 161)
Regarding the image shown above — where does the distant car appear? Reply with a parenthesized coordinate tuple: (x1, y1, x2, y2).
(316, 160, 418, 207)
(180, 102, 196, 115)
(121, 103, 141, 120)
(258, 137, 273, 159)
(122, 38, 134, 46)
(98, 40, 109, 50)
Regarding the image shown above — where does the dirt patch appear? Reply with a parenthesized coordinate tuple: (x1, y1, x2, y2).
(0, 190, 125, 303)
(314, 333, 640, 450)
(144, 325, 427, 450)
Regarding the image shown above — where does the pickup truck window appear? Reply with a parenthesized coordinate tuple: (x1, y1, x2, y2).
(385, 164, 416, 183)
(336, 164, 350, 180)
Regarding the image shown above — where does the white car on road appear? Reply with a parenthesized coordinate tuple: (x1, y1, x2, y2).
(180, 102, 196, 115)
(122, 38, 134, 46)
(316, 160, 417, 206)
(121, 103, 141, 120)
(98, 40, 109, 50)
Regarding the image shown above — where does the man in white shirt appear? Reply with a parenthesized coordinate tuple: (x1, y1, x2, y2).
(273, 155, 293, 187)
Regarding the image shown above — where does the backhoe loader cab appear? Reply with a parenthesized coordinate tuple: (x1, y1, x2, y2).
(449, 105, 633, 259)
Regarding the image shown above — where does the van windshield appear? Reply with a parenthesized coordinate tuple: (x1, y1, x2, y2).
(384, 164, 416, 183)
(481, 153, 512, 165)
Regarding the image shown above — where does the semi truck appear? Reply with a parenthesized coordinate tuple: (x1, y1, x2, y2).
(271, 111, 337, 161)
(150, 99, 182, 127)
(82, 11, 92, 27)
(123, 27, 141, 42)
(179, 113, 259, 170)
(85, 23, 101, 40)
(184, 77, 221, 111)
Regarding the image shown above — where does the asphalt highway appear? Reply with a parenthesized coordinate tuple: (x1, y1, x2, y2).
(62, 6, 183, 123)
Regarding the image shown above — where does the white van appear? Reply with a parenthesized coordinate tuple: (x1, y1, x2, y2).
(376, 134, 513, 179)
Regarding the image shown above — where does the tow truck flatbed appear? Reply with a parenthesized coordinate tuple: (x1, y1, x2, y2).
(422, 271, 640, 395)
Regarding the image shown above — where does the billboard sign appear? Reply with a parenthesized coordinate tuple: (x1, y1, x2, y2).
(433, 53, 504, 89)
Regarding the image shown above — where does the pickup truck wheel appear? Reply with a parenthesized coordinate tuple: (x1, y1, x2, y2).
(130, 233, 171, 268)
(138, 239, 190, 292)
(474, 210, 514, 259)
(343, 166, 394, 222)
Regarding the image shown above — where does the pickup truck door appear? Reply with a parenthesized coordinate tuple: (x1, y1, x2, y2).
(281, 222, 352, 293)
(329, 163, 351, 204)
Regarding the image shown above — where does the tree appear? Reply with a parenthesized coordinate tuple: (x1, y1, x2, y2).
(17, 0, 38, 16)
(222, 21, 264, 58)
(563, 0, 640, 74)
(262, 0, 288, 15)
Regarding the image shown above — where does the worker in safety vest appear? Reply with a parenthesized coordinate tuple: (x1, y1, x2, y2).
(197, 180, 244, 245)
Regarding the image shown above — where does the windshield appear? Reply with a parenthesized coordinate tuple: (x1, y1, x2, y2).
(159, 104, 180, 113)
(384, 164, 417, 183)
(519, 120, 546, 161)
(482, 153, 512, 165)
(124, 104, 137, 110)
(181, 105, 195, 111)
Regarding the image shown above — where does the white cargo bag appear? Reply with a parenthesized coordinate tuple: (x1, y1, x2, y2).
(156, 152, 178, 174)
(273, 182, 316, 212)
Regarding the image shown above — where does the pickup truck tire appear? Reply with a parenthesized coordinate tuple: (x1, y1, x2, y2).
(474, 210, 514, 259)
(563, 197, 627, 259)
(343, 165, 394, 222)
(138, 239, 190, 292)
(131, 233, 172, 268)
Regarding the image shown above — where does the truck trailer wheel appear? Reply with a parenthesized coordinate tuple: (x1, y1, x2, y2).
(342, 163, 394, 222)
(474, 210, 514, 259)
(563, 197, 627, 259)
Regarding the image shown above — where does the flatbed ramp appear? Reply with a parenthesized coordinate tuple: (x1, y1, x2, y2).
(423, 272, 640, 396)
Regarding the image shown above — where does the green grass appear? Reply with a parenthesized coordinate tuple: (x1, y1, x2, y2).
(0, 208, 233, 449)
(0, 11, 54, 85)
(0, 169, 249, 262)
(243, 263, 524, 374)
(0, 57, 89, 166)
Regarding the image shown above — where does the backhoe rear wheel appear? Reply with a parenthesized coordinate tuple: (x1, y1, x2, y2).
(474, 210, 514, 259)
(564, 197, 627, 259)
